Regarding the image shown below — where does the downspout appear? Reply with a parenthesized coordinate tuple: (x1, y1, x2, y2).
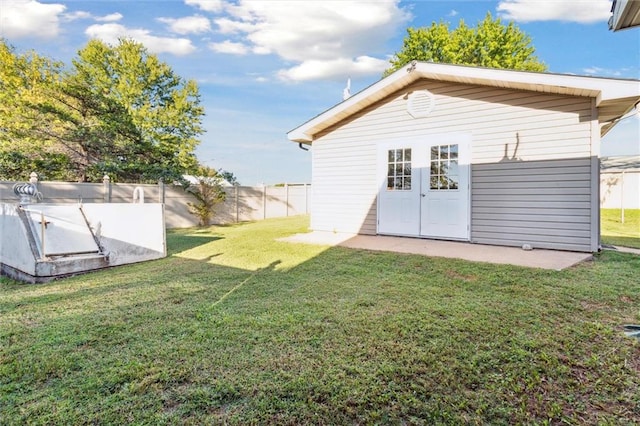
(298, 143, 309, 151)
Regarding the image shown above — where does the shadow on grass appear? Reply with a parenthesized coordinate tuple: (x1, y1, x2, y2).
(602, 235, 640, 250)
(2, 226, 640, 425)
(597, 249, 640, 265)
(166, 234, 223, 256)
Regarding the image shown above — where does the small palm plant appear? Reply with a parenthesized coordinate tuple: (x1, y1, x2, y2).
(186, 165, 226, 226)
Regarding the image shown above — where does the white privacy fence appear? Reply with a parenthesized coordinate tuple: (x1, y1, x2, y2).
(600, 171, 640, 209)
(0, 178, 311, 228)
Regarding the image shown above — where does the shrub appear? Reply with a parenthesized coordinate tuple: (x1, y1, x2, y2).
(186, 166, 226, 226)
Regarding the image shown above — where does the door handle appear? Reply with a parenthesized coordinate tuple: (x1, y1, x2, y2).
(420, 193, 426, 197)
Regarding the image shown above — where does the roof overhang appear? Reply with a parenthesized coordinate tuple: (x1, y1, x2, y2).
(609, 0, 640, 31)
(287, 62, 640, 143)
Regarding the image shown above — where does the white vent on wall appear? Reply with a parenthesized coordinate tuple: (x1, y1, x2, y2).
(406, 90, 435, 118)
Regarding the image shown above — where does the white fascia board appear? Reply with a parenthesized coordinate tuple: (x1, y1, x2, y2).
(609, 0, 628, 30)
(412, 62, 640, 102)
(287, 63, 420, 143)
(287, 62, 640, 143)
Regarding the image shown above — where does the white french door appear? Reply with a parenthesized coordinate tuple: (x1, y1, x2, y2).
(377, 134, 470, 240)
(377, 146, 421, 236)
(419, 138, 470, 239)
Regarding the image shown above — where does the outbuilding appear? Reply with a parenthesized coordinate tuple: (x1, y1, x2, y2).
(287, 62, 640, 252)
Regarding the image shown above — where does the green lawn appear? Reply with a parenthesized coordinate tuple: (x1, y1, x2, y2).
(602, 208, 640, 249)
(1, 215, 639, 425)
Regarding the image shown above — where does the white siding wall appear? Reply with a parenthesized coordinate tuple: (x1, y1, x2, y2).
(311, 138, 378, 234)
(311, 80, 595, 250)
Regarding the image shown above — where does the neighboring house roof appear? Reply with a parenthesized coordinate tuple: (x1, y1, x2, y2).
(287, 62, 640, 143)
(601, 155, 640, 171)
(609, 0, 640, 31)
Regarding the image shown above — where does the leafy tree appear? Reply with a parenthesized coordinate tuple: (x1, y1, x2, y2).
(0, 38, 205, 183)
(66, 39, 205, 182)
(218, 169, 239, 186)
(385, 13, 547, 76)
(186, 165, 227, 226)
(17, 75, 144, 182)
(0, 39, 74, 181)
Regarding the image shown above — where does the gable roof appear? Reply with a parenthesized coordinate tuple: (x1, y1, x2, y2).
(287, 62, 640, 143)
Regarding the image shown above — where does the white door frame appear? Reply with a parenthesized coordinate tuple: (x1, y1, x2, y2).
(376, 133, 471, 240)
(376, 142, 421, 236)
(419, 134, 471, 240)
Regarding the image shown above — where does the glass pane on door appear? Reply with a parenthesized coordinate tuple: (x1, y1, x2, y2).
(429, 144, 459, 191)
(386, 148, 412, 191)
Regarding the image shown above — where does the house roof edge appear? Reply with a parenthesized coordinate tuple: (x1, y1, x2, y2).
(287, 62, 640, 143)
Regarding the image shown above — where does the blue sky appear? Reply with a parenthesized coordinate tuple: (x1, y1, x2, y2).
(1, 0, 638, 185)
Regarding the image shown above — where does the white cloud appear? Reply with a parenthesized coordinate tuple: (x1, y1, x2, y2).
(277, 56, 389, 82)
(158, 15, 211, 34)
(61, 10, 121, 23)
(207, 0, 410, 81)
(63, 11, 91, 21)
(185, 0, 225, 13)
(497, 0, 612, 23)
(85, 23, 196, 56)
(0, 0, 66, 39)
(96, 13, 123, 23)
(448, 10, 459, 17)
(583, 66, 620, 76)
(209, 40, 249, 54)
(215, 17, 255, 34)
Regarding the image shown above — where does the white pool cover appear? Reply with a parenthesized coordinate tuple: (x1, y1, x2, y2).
(0, 202, 166, 283)
(24, 205, 101, 256)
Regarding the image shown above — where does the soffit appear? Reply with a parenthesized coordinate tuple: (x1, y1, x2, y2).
(609, 0, 640, 31)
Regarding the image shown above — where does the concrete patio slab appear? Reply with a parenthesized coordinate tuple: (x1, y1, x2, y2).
(280, 232, 594, 271)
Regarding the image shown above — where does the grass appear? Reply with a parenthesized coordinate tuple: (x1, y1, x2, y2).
(601, 208, 640, 249)
(1, 215, 639, 425)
